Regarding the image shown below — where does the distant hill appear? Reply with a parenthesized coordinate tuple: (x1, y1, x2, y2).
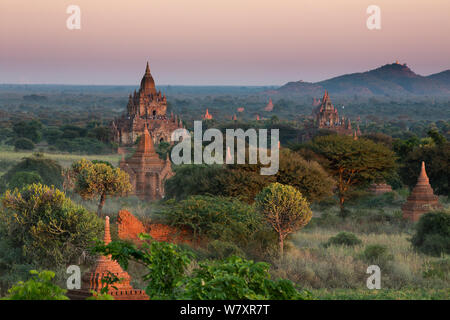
(275, 63, 450, 96)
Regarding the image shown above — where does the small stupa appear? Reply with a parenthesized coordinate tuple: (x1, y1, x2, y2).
(203, 109, 213, 120)
(67, 217, 149, 300)
(264, 98, 274, 111)
(402, 162, 442, 222)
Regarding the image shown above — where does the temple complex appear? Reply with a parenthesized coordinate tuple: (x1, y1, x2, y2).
(67, 217, 148, 300)
(111, 62, 182, 146)
(402, 162, 442, 222)
(119, 126, 173, 200)
(313, 90, 358, 137)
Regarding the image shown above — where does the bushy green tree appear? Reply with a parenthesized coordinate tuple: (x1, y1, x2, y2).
(324, 232, 362, 248)
(0, 153, 63, 193)
(411, 211, 450, 257)
(7, 171, 43, 190)
(0, 183, 103, 272)
(165, 165, 228, 200)
(14, 138, 35, 151)
(72, 159, 132, 216)
(12, 120, 42, 143)
(2, 270, 68, 300)
(309, 135, 397, 215)
(256, 183, 312, 256)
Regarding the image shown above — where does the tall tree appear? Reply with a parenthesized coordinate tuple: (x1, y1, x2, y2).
(72, 159, 132, 216)
(310, 135, 396, 215)
(255, 183, 312, 256)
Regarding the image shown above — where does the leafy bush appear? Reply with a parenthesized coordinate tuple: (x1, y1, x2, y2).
(2, 270, 68, 300)
(0, 183, 103, 271)
(163, 195, 275, 257)
(14, 138, 35, 151)
(324, 232, 362, 247)
(361, 244, 393, 266)
(181, 256, 309, 300)
(0, 153, 63, 191)
(7, 171, 43, 190)
(411, 211, 450, 256)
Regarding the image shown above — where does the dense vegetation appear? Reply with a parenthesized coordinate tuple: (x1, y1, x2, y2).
(0, 85, 448, 300)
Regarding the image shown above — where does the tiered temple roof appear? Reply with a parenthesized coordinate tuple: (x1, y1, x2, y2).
(402, 162, 442, 222)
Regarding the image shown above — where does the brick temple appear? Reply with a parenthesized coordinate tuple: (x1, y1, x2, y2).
(119, 126, 173, 200)
(402, 162, 443, 222)
(67, 217, 148, 300)
(111, 62, 182, 146)
(313, 90, 359, 137)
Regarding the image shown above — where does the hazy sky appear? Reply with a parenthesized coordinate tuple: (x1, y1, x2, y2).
(1, 0, 449, 85)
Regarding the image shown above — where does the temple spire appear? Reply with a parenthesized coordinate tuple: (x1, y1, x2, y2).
(104, 216, 111, 245)
(145, 61, 150, 75)
(136, 126, 156, 154)
(417, 161, 429, 185)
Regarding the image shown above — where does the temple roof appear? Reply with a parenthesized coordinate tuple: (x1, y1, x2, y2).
(140, 62, 157, 96)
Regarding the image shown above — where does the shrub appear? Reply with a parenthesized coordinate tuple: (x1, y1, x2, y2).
(0, 183, 103, 270)
(14, 138, 35, 151)
(410, 211, 450, 257)
(0, 153, 63, 191)
(7, 171, 43, 190)
(163, 195, 275, 257)
(422, 258, 450, 281)
(2, 270, 68, 300)
(361, 244, 393, 266)
(324, 232, 362, 247)
(181, 256, 310, 300)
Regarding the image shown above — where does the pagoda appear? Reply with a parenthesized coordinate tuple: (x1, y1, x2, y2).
(111, 62, 182, 146)
(264, 98, 274, 111)
(402, 162, 442, 222)
(119, 126, 173, 200)
(313, 90, 356, 136)
(203, 108, 213, 120)
(67, 217, 148, 300)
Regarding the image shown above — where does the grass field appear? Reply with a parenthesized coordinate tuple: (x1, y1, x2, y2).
(0, 146, 121, 176)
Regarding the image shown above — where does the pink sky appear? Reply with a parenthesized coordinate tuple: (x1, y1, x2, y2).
(0, 0, 449, 85)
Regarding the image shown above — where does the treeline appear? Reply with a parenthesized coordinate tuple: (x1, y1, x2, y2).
(0, 120, 116, 154)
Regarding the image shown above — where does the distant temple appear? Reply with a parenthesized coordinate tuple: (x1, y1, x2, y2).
(67, 217, 148, 300)
(264, 98, 274, 111)
(111, 62, 182, 146)
(402, 162, 442, 222)
(313, 90, 358, 137)
(119, 126, 173, 200)
(203, 108, 213, 120)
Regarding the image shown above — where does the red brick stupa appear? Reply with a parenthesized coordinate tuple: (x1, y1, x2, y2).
(368, 182, 392, 195)
(67, 216, 149, 300)
(203, 108, 213, 120)
(402, 162, 442, 222)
